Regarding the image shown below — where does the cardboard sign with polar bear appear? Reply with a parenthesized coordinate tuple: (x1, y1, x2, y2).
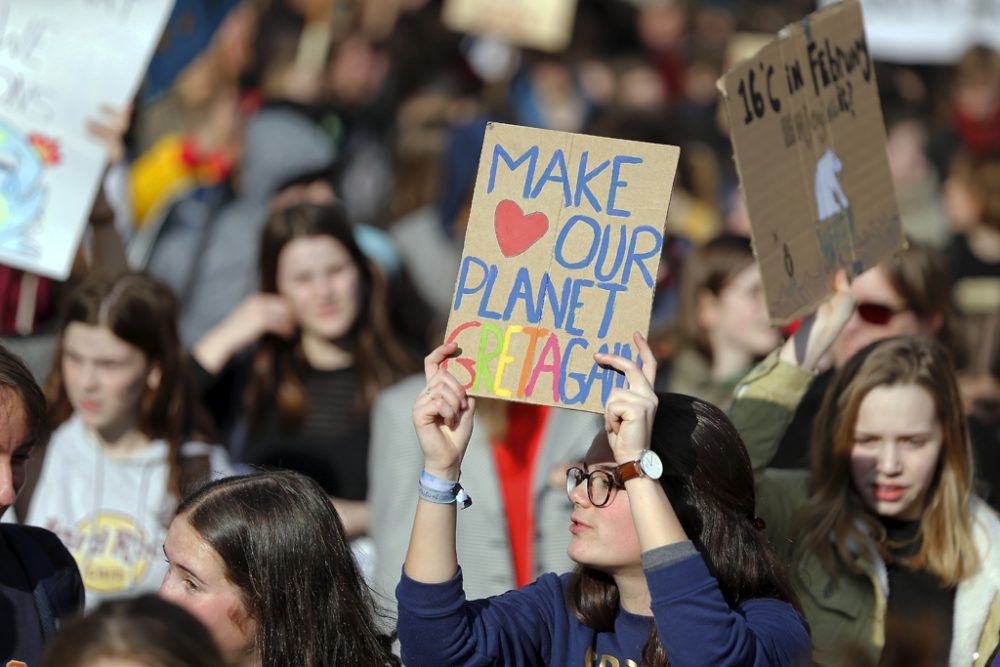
(718, 0, 905, 325)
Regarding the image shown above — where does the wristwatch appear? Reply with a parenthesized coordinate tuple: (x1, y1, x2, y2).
(615, 449, 663, 482)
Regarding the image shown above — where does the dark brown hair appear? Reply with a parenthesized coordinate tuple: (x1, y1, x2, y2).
(246, 203, 416, 427)
(0, 343, 50, 450)
(42, 594, 226, 667)
(880, 241, 964, 365)
(177, 471, 400, 667)
(45, 271, 214, 499)
(948, 150, 1000, 231)
(566, 393, 800, 666)
(675, 234, 756, 361)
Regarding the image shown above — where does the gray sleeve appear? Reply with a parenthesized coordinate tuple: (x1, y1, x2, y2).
(367, 378, 425, 619)
(640, 541, 698, 571)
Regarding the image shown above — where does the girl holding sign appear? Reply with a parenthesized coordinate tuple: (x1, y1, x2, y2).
(731, 280, 1000, 666)
(396, 335, 810, 666)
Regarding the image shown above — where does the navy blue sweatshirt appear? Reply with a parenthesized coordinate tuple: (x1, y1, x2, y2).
(397, 546, 810, 666)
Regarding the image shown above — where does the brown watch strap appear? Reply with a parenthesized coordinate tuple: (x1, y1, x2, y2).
(615, 459, 643, 483)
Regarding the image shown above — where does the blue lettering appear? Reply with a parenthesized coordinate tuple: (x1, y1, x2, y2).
(596, 282, 627, 338)
(621, 225, 663, 288)
(554, 215, 601, 270)
(488, 144, 540, 199)
(594, 224, 626, 282)
(530, 149, 571, 205)
(565, 278, 594, 335)
(560, 337, 589, 404)
(454, 256, 488, 311)
(538, 273, 571, 329)
(503, 267, 540, 322)
(573, 151, 610, 213)
(607, 155, 643, 218)
(477, 264, 502, 320)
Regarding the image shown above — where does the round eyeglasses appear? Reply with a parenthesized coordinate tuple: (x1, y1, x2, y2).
(565, 466, 625, 508)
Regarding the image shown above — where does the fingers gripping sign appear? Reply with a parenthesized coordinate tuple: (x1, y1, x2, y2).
(413, 342, 477, 479)
(593, 332, 658, 465)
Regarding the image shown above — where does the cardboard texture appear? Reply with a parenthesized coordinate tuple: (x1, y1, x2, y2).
(0, 0, 175, 280)
(443, 122, 679, 413)
(442, 0, 578, 53)
(718, 0, 904, 325)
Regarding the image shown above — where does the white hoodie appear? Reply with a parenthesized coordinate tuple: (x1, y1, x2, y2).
(20, 414, 234, 609)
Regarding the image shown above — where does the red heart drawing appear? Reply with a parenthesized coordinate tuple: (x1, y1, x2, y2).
(494, 199, 549, 258)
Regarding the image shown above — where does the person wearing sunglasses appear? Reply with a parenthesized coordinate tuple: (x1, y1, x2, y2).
(395, 335, 810, 667)
(730, 280, 1000, 667)
(767, 242, 963, 471)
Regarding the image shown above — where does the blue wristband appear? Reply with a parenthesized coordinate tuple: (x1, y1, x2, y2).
(419, 470, 473, 509)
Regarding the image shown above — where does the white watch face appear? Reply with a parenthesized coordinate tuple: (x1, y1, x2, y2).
(640, 450, 663, 479)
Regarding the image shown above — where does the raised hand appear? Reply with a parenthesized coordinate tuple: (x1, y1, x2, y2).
(86, 104, 132, 165)
(779, 269, 855, 371)
(193, 294, 296, 375)
(412, 342, 476, 480)
(593, 332, 659, 465)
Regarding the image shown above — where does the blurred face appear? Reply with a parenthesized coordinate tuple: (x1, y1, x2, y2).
(80, 659, 153, 667)
(567, 434, 642, 573)
(706, 263, 780, 358)
(850, 384, 943, 521)
(831, 266, 925, 367)
(160, 517, 256, 666)
(276, 236, 361, 342)
(0, 389, 31, 518)
(61, 323, 158, 439)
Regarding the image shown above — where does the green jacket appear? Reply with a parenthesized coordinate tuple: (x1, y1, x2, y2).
(730, 352, 1000, 667)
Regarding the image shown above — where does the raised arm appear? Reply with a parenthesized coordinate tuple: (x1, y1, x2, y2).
(402, 341, 476, 583)
(191, 294, 296, 375)
(729, 274, 855, 471)
(597, 332, 688, 552)
(598, 334, 811, 666)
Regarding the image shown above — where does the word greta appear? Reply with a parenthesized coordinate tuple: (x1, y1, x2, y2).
(443, 321, 640, 406)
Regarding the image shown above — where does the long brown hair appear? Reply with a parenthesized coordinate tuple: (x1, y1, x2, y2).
(246, 203, 415, 427)
(178, 471, 400, 667)
(792, 336, 979, 585)
(45, 271, 214, 499)
(566, 394, 800, 666)
(675, 234, 756, 361)
(881, 241, 963, 363)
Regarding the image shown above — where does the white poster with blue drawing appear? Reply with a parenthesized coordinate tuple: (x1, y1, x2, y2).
(0, 0, 174, 279)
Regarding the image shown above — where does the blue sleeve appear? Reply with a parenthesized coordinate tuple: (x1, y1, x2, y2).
(396, 567, 566, 666)
(647, 553, 811, 667)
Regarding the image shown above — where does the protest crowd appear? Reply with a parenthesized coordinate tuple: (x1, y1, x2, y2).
(0, 0, 999, 665)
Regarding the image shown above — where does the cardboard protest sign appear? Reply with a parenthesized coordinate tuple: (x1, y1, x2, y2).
(718, 0, 904, 325)
(443, 123, 679, 413)
(819, 0, 1000, 64)
(0, 0, 175, 280)
(442, 0, 578, 53)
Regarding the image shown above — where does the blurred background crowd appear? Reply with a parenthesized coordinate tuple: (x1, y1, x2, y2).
(0, 0, 998, 657)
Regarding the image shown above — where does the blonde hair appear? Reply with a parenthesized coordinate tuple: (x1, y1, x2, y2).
(792, 337, 979, 586)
